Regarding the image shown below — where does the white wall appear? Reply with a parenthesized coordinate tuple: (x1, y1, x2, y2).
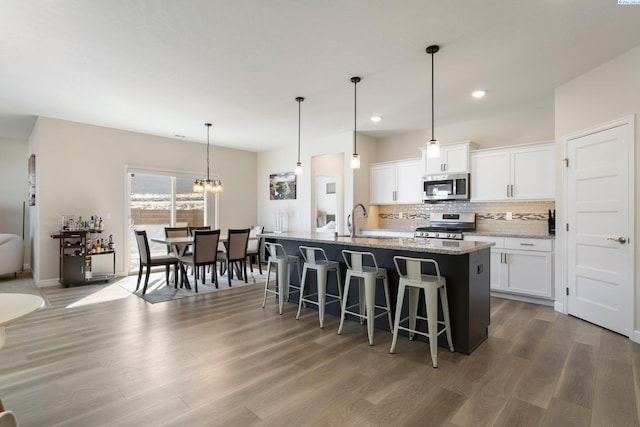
(257, 131, 376, 234)
(376, 96, 555, 162)
(0, 137, 30, 268)
(555, 44, 640, 334)
(31, 117, 257, 284)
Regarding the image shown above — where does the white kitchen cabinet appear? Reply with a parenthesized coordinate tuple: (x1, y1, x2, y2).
(421, 141, 476, 175)
(464, 235, 554, 300)
(470, 142, 555, 201)
(370, 159, 422, 204)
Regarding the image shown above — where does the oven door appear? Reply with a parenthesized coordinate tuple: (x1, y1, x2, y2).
(422, 173, 469, 201)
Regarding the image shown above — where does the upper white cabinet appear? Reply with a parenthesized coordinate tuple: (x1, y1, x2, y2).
(370, 159, 422, 204)
(421, 141, 476, 175)
(471, 142, 555, 201)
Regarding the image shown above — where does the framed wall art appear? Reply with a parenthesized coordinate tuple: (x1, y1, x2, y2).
(269, 171, 296, 200)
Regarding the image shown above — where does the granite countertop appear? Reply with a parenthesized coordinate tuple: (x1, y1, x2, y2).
(261, 232, 494, 255)
(464, 231, 556, 239)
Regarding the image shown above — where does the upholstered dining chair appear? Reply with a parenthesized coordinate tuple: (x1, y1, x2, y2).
(188, 226, 211, 236)
(219, 228, 250, 287)
(164, 226, 190, 278)
(134, 230, 179, 295)
(178, 229, 220, 292)
(246, 225, 264, 274)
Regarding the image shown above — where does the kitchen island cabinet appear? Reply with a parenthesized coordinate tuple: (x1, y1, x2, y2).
(263, 232, 493, 354)
(464, 233, 554, 304)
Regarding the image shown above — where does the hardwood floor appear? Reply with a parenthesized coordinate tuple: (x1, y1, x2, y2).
(1, 272, 639, 426)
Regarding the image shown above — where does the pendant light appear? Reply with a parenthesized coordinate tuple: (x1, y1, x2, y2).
(294, 96, 304, 175)
(193, 122, 223, 193)
(350, 76, 361, 169)
(426, 45, 440, 159)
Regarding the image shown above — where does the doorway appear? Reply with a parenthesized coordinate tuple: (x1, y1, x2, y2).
(564, 117, 634, 337)
(312, 153, 344, 234)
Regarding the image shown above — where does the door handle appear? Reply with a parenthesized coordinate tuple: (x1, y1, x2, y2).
(607, 236, 627, 244)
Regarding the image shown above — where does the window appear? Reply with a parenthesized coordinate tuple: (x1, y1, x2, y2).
(128, 171, 209, 273)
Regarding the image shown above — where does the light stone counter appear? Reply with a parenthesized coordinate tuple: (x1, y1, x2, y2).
(261, 232, 494, 255)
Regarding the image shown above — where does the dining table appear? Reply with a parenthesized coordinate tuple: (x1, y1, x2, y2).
(150, 235, 260, 288)
(0, 293, 45, 349)
(150, 235, 259, 256)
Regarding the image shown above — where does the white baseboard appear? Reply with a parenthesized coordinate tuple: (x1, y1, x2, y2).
(632, 330, 640, 344)
(554, 300, 565, 313)
(37, 279, 60, 287)
(490, 291, 554, 307)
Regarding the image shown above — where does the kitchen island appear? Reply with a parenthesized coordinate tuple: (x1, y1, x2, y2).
(262, 232, 494, 354)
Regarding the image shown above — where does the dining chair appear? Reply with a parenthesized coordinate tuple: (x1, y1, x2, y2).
(188, 225, 211, 277)
(134, 230, 179, 294)
(188, 226, 211, 236)
(178, 229, 220, 292)
(219, 228, 250, 287)
(246, 225, 264, 274)
(164, 226, 190, 279)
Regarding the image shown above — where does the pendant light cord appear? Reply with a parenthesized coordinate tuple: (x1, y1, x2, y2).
(431, 50, 435, 141)
(353, 78, 357, 153)
(206, 123, 211, 180)
(297, 99, 301, 163)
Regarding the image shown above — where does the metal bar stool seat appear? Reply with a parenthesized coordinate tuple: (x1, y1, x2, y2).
(296, 246, 343, 328)
(262, 242, 302, 314)
(338, 250, 392, 345)
(390, 256, 453, 368)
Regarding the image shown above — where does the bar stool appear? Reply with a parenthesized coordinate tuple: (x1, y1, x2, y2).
(262, 242, 302, 314)
(338, 250, 392, 346)
(390, 256, 453, 368)
(296, 246, 343, 328)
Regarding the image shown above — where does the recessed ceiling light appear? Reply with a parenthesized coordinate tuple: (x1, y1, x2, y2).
(471, 90, 486, 98)
(370, 116, 382, 123)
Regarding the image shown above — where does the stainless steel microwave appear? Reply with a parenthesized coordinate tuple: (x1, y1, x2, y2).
(423, 173, 470, 201)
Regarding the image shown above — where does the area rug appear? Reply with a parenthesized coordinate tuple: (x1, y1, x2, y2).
(119, 268, 268, 303)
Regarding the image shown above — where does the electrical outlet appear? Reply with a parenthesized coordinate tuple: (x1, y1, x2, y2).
(506, 212, 512, 220)
(398, 212, 403, 219)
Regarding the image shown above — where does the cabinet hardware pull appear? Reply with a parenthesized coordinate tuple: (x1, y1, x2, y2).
(519, 243, 534, 246)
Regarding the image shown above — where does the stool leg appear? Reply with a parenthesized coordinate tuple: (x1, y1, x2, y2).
(425, 285, 439, 368)
(439, 285, 454, 352)
(262, 260, 272, 308)
(338, 271, 352, 335)
(278, 260, 287, 314)
(382, 273, 393, 330)
(317, 266, 327, 328)
(365, 276, 376, 346)
(390, 282, 406, 354)
(408, 287, 420, 340)
(296, 264, 309, 320)
(358, 279, 366, 325)
(335, 265, 343, 301)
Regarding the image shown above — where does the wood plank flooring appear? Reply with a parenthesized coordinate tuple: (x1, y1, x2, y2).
(1, 272, 639, 426)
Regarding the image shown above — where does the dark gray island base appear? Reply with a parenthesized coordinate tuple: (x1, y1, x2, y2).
(263, 232, 493, 355)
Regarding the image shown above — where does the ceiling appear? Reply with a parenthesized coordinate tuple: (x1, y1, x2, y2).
(1, 0, 640, 151)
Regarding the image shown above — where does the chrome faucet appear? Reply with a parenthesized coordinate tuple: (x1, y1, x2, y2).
(349, 203, 368, 238)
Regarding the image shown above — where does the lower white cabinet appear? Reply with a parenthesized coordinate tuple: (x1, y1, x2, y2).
(464, 235, 554, 300)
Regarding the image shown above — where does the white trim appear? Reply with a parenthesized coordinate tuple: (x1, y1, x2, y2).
(632, 330, 640, 344)
(37, 278, 60, 288)
(562, 114, 635, 336)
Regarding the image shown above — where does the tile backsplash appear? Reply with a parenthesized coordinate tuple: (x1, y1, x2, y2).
(376, 200, 555, 235)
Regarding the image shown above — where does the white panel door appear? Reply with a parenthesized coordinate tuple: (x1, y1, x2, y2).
(566, 124, 633, 336)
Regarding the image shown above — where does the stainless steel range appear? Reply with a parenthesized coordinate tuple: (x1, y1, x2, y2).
(414, 212, 476, 240)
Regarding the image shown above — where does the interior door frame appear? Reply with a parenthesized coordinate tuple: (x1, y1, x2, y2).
(560, 114, 635, 336)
